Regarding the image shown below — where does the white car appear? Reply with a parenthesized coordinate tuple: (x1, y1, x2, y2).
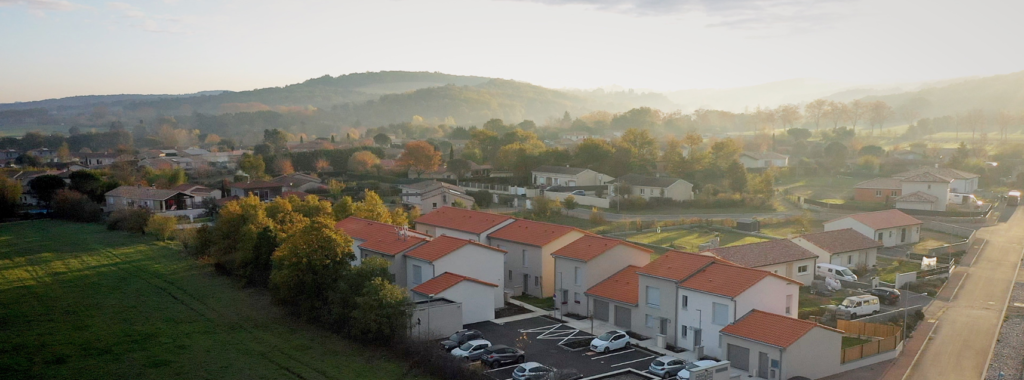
(676, 360, 719, 380)
(590, 330, 630, 353)
(450, 339, 491, 361)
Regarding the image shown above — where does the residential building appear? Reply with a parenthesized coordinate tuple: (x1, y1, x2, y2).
(720, 310, 843, 379)
(853, 177, 902, 203)
(608, 174, 694, 201)
(410, 273, 499, 324)
(172, 184, 222, 208)
(270, 173, 323, 192)
(75, 152, 120, 167)
(334, 217, 428, 284)
(487, 219, 587, 298)
(739, 152, 788, 169)
(702, 239, 817, 284)
(586, 266, 643, 331)
(532, 165, 614, 187)
(634, 251, 720, 347)
(894, 172, 951, 211)
(552, 235, 652, 317)
(791, 229, 882, 269)
(413, 206, 515, 242)
(229, 181, 286, 201)
(404, 235, 507, 306)
(824, 209, 923, 247)
(892, 166, 980, 194)
(399, 180, 475, 213)
(105, 185, 195, 212)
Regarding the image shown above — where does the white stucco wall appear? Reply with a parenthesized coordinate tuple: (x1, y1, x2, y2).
(825, 219, 921, 248)
(635, 275, 679, 345)
(413, 281, 495, 324)
(414, 219, 515, 243)
(434, 245, 506, 306)
(792, 238, 878, 269)
(783, 325, 843, 379)
(950, 177, 978, 193)
(554, 244, 650, 316)
(753, 259, 814, 286)
(406, 257, 435, 289)
(901, 181, 949, 211)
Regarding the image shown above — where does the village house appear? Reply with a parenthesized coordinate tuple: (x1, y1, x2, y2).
(893, 172, 951, 211)
(410, 273, 499, 324)
(413, 206, 515, 242)
(334, 217, 429, 285)
(487, 219, 588, 298)
(608, 173, 694, 201)
(702, 239, 818, 285)
(551, 235, 652, 317)
(853, 177, 902, 203)
(892, 166, 980, 194)
(791, 228, 882, 269)
(824, 209, 923, 247)
(105, 185, 194, 212)
(532, 165, 614, 187)
(399, 180, 474, 213)
(404, 235, 507, 309)
(720, 309, 844, 379)
(74, 152, 120, 167)
(171, 184, 222, 208)
(271, 173, 323, 192)
(228, 181, 286, 201)
(739, 152, 788, 169)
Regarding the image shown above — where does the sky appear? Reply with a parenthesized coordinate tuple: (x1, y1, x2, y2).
(1, 0, 1023, 103)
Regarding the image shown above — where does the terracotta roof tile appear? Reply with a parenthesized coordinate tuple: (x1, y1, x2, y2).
(636, 251, 718, 282)
(854, 177, 903, 189)
(335, 217, 428, 255)
(488, 219, 585, 247)
(405, 235, 506, 262)
(414, 207, 515, 234)
(826, 209, 922, 230)
(680, 262, 802, 298)
(705, 240, 817, 268)
(410, 272, 498, 295)
(551, 235, 652, 262)
(795, 229, 882, 254)
(585, 266, 642, 305)
(721, 310, 843, 348)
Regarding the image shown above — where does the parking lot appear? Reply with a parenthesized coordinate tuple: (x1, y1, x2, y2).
(465, 316, 661, 379)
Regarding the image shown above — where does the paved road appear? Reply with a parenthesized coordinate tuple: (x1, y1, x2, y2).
(905, 205, 1024, 380)
(565, 208, 801, 221)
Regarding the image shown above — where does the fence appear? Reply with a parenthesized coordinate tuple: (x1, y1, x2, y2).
(923, 221, 976, 257)
(898, 204, 992, 218)
(837, 320, 903, 364)
(544, 191, 610, 208)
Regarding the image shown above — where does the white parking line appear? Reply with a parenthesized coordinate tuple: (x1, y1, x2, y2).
(611, 356, 655, 367)
(484, 364, 518, 372)
(591, 349, 634, 359)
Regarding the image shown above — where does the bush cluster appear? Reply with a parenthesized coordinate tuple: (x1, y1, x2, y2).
(51, 189, 103, 223)
(107, 208, 153, 234)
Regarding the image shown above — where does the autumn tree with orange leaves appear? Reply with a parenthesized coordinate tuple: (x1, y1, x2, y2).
(398, 140, 441, 178)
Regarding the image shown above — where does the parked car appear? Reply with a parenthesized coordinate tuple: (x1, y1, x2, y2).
(480, 344, 525, 369)
(440, 329, 483, 352)
(450, 339, 491, 361)
(868, 287, 901, 305)
(676, 360, 720, 380)
(590, 330, 630, 353)
(837, 295, 880, 319)
(570, 190, 586, 196)
(649, 355, 688, 378)
(816, 263, 858, 282)
(512, 362, 554, 380)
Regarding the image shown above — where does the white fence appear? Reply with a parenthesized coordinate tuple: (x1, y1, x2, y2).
(543, 191, 610, 208)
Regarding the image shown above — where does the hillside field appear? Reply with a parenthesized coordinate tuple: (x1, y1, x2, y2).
(0, 220, 429, 380)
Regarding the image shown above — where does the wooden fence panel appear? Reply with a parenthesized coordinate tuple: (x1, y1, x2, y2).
(863, 340, 880, 357)
(879, 336, 897, 351)
(842, 346, 863, 363)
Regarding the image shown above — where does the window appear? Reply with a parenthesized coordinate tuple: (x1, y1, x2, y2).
(771, 359, 780, 369)
(797, 265, 808, 274)
(646, 314, 657, 328)
(640, 188, 645, 195)
(646, 286, 661, 308)
(432, 202, 438, 209)
(680, 325, 688, 338)
(875, 190, 882, 197)
(574, 267, 582, 286)
(680, 295, 688, 309)
(892, 190, 898, 196)
(535, 276, 539, 287)
(412, 265, 423, 285)
(522, 250, 528, 267)
(848, 255, 853, 265)
(712, 302, 729, 326)
(508, 270, 512, 280)
(928, 184, 931, 190)
(574, 292, 581, 304)
(786, 294, 793, 315)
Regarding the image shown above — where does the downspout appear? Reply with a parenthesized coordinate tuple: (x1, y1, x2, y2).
(779, 347, 784, 380)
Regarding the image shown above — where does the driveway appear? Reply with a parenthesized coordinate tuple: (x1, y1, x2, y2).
(904, 204, 1024, 380)
(466, 316, 662, 379)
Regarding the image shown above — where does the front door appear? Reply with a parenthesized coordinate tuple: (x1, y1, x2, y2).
(659, 318, 668, 335)
(523, 274, 529, 294)
(693, 328, 702, 348)
(758, 352, 769, 378)
(901, 228, 907, 243)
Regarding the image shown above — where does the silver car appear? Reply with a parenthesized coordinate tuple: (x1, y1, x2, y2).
(450, 339, 491, 361)
(649, 356, 688, 379)
(512, 362, 554, 380)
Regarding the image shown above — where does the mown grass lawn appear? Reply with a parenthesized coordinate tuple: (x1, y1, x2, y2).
(511, 295, 554, 310)
(760, 221, 822, 238)
(0, 220, 431, 380)
(842, 336, 873, 349)
(623, 228, 768, 253)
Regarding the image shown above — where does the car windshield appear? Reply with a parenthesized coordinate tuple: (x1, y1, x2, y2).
(458, 342, 474, 351)
(449, 333, 461, 341)
(841, 299, 856, 307)
(597, 332, 616, 341)
(840, 269, 855, 277)
(514, 366, 527, 373)
(653, 359, 666, 366)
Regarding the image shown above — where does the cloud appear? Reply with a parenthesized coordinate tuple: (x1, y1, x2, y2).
(0, 0, 85, 12)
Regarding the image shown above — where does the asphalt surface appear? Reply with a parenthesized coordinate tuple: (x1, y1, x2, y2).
(566, 208, 800, 221)
(905, 204, 1024, 380)
(465, 317, 661, 379)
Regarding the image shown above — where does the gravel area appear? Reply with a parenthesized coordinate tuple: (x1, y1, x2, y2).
(986, 316, 1024, 380)
(1014, 282, 1024, 306)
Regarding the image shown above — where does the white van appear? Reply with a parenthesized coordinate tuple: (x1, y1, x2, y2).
(817, 263, 858, 282)
(836, 295, 880, 319)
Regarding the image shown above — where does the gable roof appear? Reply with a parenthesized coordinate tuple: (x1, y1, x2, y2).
(636, 250, 719, 282)
(742, 151, 788, 160)
(679, 262, 802, 298)
(532, 165, 589, 175)
(721, 310, 843, 348)
(551, 235, 652, 262)
(230, 180, 285, 190)
(413, 207, 514, 234)
(405, 235, 506, 262)
(585, 265, 642, 305)
(705, 239, 818, 268)
(105, 186, 192, 201)
(795, 229, 882, 254)
(410, 272, 498, 296)
(488, 219, 585, 247)
(892, 166, 979, 180)
(854, 177, 903, 189)
(826, 209, 923, 230)
(610, 173, 690, 188)
(900, 172, 952, 183)
(894, 191, 939, 203)
(334, 217, 428, 255)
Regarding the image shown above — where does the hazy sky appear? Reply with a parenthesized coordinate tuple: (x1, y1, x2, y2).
(1, 0, 1022, 103)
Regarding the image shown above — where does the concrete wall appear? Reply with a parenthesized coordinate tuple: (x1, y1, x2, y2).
(783, 325, 843, 379)
(436, 281, 496, 324)
(434, 245, 507, 306)
(635, 275, 678, 346)
(544, 191, 610, 208)
(409, 299, 463, 340)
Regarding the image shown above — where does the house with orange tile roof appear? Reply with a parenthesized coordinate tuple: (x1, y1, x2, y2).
(791, 228, 882, 269)
(585, 266, 643, 331)
(633, 251, 719, 346)
(824, 209, 922, 247)
(720, 309, 844, 379)
(551, 235, 652, 318)
(702, 239, 818, 284)
(410, 272, 500, 324)
(404, 235, 507, 308)
(413, 206, 515, 242)
(487, 219, 588, 298)
(335, 217, 429, 286)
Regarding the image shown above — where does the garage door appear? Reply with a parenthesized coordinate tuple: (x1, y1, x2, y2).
(614, 305, 631, 329)
(593, 300, 609, 321)
(728, 344, 750, 371)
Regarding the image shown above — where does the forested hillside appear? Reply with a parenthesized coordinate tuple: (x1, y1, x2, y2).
(865, 70, 1024, 117)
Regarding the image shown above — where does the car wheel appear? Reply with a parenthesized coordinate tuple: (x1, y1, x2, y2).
(872, 310, 879, 315)
(851, 313, 858, 319)
(603, 347, 609, 353)
(517, 356, 524, 364)
(491, 361, 501, 369)
(624, 342, 630, 348)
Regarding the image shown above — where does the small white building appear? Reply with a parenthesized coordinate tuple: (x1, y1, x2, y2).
(405, 235, 507, 307)
(552, 235, 652, 317)
(702, 239, 817, 285)
(399, 181, 474, 213)
(608, 174, 694, 201)
(413, 206, 515, 242)
(824, 209, 923, 247)
(720, 309, 844, 380)
(739, 152, 788, 169)
(410, 273, 498, 324)
(895, 172, 951, 211)
(790, 228, 882, 269)
(532, 165, 614, 187)
(892, 166, 980, 194)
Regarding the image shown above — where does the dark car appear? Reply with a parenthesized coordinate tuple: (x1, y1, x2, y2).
(440, 329, 483, 352)
(480, 344, 526, 369)
(868, 288, 901, 305)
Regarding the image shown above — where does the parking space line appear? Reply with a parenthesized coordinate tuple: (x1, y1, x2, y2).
(590, 349, 634, 359)
(610, 356, 655, 367)
(483, 364, 519, 372)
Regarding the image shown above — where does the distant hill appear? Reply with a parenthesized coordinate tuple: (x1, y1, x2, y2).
(666, 79, 859, 112)
(862, 71, 1024, 116)
(0, 91, 225, 113)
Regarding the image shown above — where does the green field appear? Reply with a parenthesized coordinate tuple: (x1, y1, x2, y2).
(622, 228, 768, 253)
(0, 221, 429, 380)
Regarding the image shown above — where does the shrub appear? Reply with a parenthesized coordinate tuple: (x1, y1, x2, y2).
(469, 190, 493, 208)
(178, 224, 214, 258)
(51, 189, 103, 223)
(107, 208, 152, 234)
(397, 339, 490, 380)
(347, 278, 412, 345)
(589, 207, 606, 225)
(145, 215, 178, 241)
